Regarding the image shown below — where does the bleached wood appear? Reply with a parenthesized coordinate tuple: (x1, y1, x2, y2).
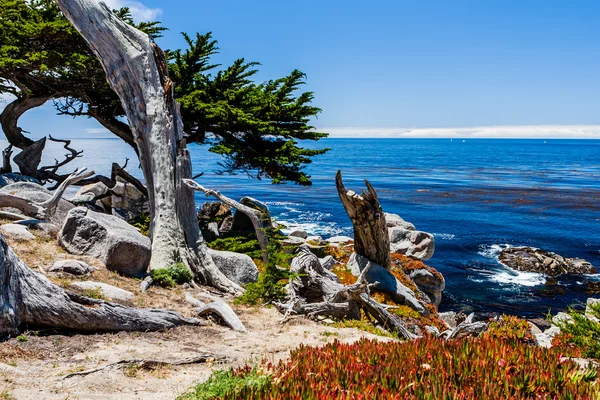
(54, 0, 241, 295)
(0, 233, 203, 337)
(336, 170, 391, 269)
(184, 179, 270, 264)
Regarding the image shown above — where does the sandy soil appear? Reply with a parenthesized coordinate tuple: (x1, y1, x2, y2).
(0, 231, 387, 400)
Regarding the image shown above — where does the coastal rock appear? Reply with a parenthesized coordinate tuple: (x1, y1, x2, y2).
(0, 173, 40, 188)
(347, 253, 428, 316)
(499, 247, 596, 276)
(231, 197, 272, 233)
(69, 281, 134, 303)
(198, 201, 233, 239)
(408, 268, 445, 307)
(535, 326, 561, 348)
(384, 213, 435, 260)
(438, 311, 459, 329)
(208, 249, 259, 285)
(289, 230, 308, 239)
(306, 235, 325, 245)
(389, 227, 435, 261)
(326, 235, 353, 245)
(58, 207, 151, 277)
(585, 298, 600, 322)
(385, 213, 416, 230)
(48, 260, 95, 276)
(282, 235, 306, 254)
(0, 224, 35, 241)
(0, 182, 74, 223)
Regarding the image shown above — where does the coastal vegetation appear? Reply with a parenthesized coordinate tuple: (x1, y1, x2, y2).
(0, 1, 598, 399)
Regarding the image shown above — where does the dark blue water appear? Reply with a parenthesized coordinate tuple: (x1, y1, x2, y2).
(14, 137, 600, 317)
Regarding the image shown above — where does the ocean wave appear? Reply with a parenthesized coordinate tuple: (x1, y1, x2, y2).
(477, 243, 512, 259)
(490, 271, 546, 287)
(433, 233, 456, 240)
(277, 220, 347, 237)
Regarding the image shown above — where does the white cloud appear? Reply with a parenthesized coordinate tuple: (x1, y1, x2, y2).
(101, 0, 161, 22)
(320, 125, 600, 139)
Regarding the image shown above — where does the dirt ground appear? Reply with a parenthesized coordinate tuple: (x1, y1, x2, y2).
(0, 231, 387, 400)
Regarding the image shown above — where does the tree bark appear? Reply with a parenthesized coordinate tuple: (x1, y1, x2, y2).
(0, 145, 13, 174)
(0, 96, 47, 150)
(0, 233, 202, 337)
(54, 0, 241, 294)
(336, 170, 391, 269)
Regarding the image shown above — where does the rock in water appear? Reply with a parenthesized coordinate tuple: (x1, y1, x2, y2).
(48, 260, 95, 276)
(499, 247, 596, 276)
(69, 281, 134, 303)
(58, 207, 151, 277)
(208, 249, 259, 285)
(0, 224, 35, 241)
(385, 213, 435, 261)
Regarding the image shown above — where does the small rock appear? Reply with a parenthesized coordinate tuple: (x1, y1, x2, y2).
(282, 236, 306, 254)
(322, 318, 334, 324)
(48, 260, 95, 276)
(0, 224, 35, 241)
(585, 298, 600, 322)
(438, 311, 458, 329)
(325, 236, 353, 244)
(306, 235, 325, 245)
(69, 281, 134, 303)
(289, 230, 308, 239)
(528, 321, 543, 336)
(528, 317, 552, 331)
(389, 227, 435, 261)
(319, 255, 336, 270)
(552, 312, 574, 325)
(535, 326, 561, 348)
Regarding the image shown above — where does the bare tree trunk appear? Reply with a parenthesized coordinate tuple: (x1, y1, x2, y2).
(336, 170, 391, 269)
(0, 96, 47, 150)
(0, 233, 202, 337)
(0, 145, 13, 174)
(54, 0, 241, 294)
(184, 179, 270, 264)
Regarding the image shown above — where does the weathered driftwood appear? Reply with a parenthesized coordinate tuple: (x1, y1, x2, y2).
(55, 0, 241, 295)
(184, 292, 247, 332)
(0, 167, 93, 220)
(278, 246, 417, 340)
(184, 179, 270, 264)
(0, 145, 13, 174)
(335, 170, 391, 269)
(0, 233, 203, 337)
(63, 353, 227, 379)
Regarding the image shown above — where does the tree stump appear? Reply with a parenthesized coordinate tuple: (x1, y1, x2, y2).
(335, 170, 391, 269)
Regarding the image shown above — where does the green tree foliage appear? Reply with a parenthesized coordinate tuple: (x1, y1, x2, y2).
(169, 33, 329, 185)
(0, 0, 328, 185)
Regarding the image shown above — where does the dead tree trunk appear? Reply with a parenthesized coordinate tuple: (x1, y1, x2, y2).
(0, 145, 12, 174)
(184, 179, 270, 264)
(55, 0, 241, 294)
(336, 170, 391, 269)
(0, 233, 202, 337)
(277, 246, 417, 340)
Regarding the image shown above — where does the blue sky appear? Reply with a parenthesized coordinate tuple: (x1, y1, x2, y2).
(5, 0, 600, 138)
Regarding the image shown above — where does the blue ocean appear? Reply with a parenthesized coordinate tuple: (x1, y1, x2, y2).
(25, 137, 600, 317)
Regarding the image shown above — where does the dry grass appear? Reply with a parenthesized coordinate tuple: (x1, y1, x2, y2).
(0, 343, 41, 364)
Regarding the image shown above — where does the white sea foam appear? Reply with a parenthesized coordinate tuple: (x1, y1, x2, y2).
(478, 244, 512, 259)
(277, 220, 346, 237)
(433, 233, 456, 240)
(490, 271, 546, 287)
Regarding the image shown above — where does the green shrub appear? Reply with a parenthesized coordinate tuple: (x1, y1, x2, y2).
(178, 367, 270, 400)
(129, 213, 150, 236)
(16, 334, 27, 343)
(235, 234, 293, 306)
(552, 302, 600, 359)
(151, 263, 193, 288)
(484, 314, 536, 345)
(203, 337, 600, 399)
(208, 234, 262, 260)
